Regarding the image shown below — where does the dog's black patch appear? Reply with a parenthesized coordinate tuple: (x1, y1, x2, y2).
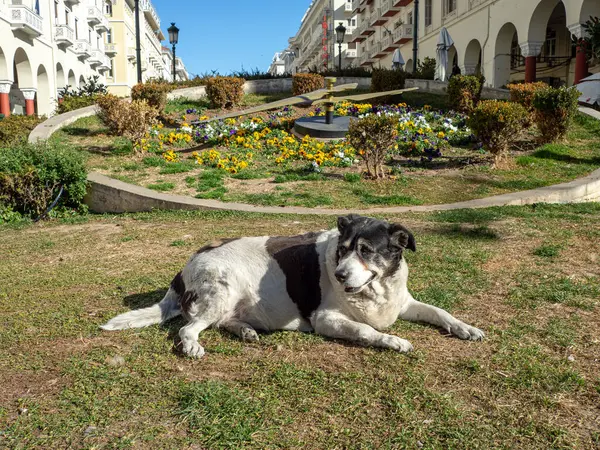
(171, 271, 186, 296)
(266, 232, 322, 320)
(195, 238, 239, 255)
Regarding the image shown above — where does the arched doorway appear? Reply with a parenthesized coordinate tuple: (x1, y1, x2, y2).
(0, 45, 10, 116)
(11, 48, 33, 115)
(464, 39, 482, 75)
(405, 59, 413, 73)
(494, 23, 519, 88)
(36, 65, 50, 116)
(79, 75, 85, 89)
(447, 45, 458, 76)
(56, 63, 65, 94)
(68, 69, 76, 89)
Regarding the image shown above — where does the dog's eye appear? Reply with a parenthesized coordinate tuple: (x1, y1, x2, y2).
(359, 245, 373, 255)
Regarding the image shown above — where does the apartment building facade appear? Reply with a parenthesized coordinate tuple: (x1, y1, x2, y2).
(0, 0, 112, 116)
(161, 46, 189, 82)
(351, 0, 598, 87)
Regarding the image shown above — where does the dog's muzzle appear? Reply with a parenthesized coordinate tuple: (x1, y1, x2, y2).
(335, 270, 376, 293)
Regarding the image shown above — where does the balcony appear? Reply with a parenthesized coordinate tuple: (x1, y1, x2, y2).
(127, 47, 137, 61)
(369, 42, 386, 59)
(393, 23, 413, 44)
(87, 6, 109, 32)
(352, 0, 363, 13)
(381, 33, 399, 52)
(7, 0, 43, 37)
(370, 8, 388, 27)
(74, 40, 91, 58)
(175, 57, 185, 74)
(344, 1, 353, 12)
(381, 0, 401, 17)
(88, 49, 104, 66)
(345, 25, 356, 37)
(54, 24, 75, 47)
(393, 0, 413, 6)
(105, 43, 117, 55)
(345, 49, 357, 58)
(141, 0, 160, 30)
(64, 0, 80, 5)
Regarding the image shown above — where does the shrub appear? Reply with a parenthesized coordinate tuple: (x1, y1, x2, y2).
(409, 57, 436, 80)
(57, 95, 98, 114)
(371, 69, 407, 92)
(447, 75, 483, 114)
(0, 115, 43, 147)
(0, 142, 87, 218)
(292, 73, 324, 96)
(347, 114, 398, 179)
(96, 94, 158, 150)
(532, 86, 580, 143)
(507, 82, 548, 112)
(131, 82, 172, 112)
(467, 100, 528, 164)
(205, 76, 245, 109)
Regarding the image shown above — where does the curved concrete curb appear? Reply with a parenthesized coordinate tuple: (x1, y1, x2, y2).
(29, 102, 600, 215)
(85, 169, 600, 216)
(28, 105, 99, 144)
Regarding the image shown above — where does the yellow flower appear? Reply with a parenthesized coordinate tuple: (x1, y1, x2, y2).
(199, 115, 209, 121)
(437, 131, 445, 139)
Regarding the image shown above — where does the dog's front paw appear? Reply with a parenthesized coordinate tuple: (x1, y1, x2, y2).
(379, 334, 414, 353)
(449, 321, 485, 341)
(241, 327, 259, 343)
(182, 340, 206, 358)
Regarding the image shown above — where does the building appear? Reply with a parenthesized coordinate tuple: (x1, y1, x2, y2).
(351, 0, 599, 87)
(0, 0, 112, 116)
(287, 0, 359, 73)
(0, 0, 189, 117)
(161, 46, 189, 82)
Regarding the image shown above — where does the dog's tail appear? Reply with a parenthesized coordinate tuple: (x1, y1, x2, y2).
(100, 287, 181, 331)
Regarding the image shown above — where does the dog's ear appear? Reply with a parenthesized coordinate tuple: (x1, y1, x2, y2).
(389, 224, 416, 252)
(337, 214, 360, 233)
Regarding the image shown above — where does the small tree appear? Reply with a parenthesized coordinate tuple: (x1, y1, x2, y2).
(532, 86, 580, 143)
(347, 114, 398, 179)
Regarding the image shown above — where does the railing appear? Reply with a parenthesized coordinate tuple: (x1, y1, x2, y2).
(369, 7, 383, 26)
(55, 24, 74, 44)
(140, 0, 160, 29)
(127, 47, 136, 60)
(369, 42, 382, 59)
(88, 49, 104, 65)
(345, 1, 353, 12)
(345, 49, 357, 58)
(74, 40, 91, 57)
(345, 25, 356, 36)
(393, 23, 413, 42)
(7, 0, 43, 36)
(381, 33, 395, 50)
(105, 43, 117, 54)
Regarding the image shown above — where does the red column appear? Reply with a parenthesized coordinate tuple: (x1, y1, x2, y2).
(25, 99, 35, 116)
(574, 43, 588, 85)
(0, 93, 10, 117)
(525, 56, 537, 83)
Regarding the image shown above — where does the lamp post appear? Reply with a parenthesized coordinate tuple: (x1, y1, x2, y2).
(335, 22, 346, 73)
(134, 0, 142, 83)
(168, 22, 180, 83)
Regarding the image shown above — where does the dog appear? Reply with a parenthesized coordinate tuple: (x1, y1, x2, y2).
(101, 214, 484, 357)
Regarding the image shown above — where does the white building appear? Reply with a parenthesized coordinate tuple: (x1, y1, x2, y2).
(286, 0, 358, 73)
(351, 0, 599, 87)
(0, 0, 111, 116)
(161, 46, 189, 82)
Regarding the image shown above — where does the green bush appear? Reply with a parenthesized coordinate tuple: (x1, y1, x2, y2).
(467, 100, 528, 164)
(57, 95, 98, 114)
(532, 86, 580, 143)
(347, 114, 398, 179)
(371, 69, 407, 92)
(410, 57, 436, 80)
(205, 76, 245, 109)
(292, 73, 324, 96)
(131, 82, 172, 112)
(0, 115, 43, 147)
(507, 82, 548, 112)
(0, 142, 87, 218)
(447, 75, 483, 113)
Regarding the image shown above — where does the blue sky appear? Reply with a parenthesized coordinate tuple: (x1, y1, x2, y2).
(153, 0, 312, 77)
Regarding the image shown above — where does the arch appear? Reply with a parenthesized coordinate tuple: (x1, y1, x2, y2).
(68, 69, 76, 88)
(36, 65, 51, 116)
(447, 45, 458, 76)
(527, 0, 562, 43)
(79, 75, 85, 87)
(494, 22, 519, 88)
(13, 48, 33, 88)
(578, 0, 598, 23)
(55, 63, 65, 90)
(0, 45, 8, 80)
(464, 39, 482, 75)
(405, 59, 413, 73)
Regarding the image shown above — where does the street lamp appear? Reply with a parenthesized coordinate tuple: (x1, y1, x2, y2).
(335, 22, 346, 73)
(134, 0, 142, 83)
(168, 22, 180, 83)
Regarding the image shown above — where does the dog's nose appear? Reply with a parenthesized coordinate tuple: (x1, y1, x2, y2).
(335, 270, 348, 283)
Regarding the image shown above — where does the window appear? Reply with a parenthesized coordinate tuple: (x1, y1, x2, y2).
(54, 0, 59, 21)
(407, 11, 413, 25)
(65, 8, 70, 26)
(75, 18, 78, 39)
(510, 34, 522, 69)
(425, 0, 432, 27)
(105, 1, 113, 16)
(89, 28, 92, 43)
(106, 29, 112, 44)
(443, 0, 457, 16)
(109, 59, 114, 78)
(545, 29, 557, 58)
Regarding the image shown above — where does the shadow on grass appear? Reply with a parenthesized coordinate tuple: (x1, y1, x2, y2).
(531, 148, 600, 166)
(434, 224, 501, 241)
(62, 127, 108, 137)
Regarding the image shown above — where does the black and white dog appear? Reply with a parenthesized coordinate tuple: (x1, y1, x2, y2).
(102, 214, 484, 357)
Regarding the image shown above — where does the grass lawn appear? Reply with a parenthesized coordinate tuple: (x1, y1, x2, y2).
(1, 204, 599, 448)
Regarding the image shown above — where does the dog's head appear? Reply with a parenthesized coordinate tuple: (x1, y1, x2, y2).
(334, 214, 416, 294)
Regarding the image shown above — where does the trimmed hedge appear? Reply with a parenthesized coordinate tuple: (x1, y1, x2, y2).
(371, 69, 407, 92)
(507, 82, 548, 112)
(57, 95, 98, 114)
(205, 76, 245, 109)
(131, 82, 172, 112)
(347, 114, 398, 179)
(467, 100, 528, 163)
(292, 73, 324, 96)
(0, 142, 87, 218)
(447, 75, 484, 114)
(532, 86, 580, 143)
(0, 115, 43, 147)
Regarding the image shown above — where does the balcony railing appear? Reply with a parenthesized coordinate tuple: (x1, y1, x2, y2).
(345, 49, 357, 58)
(141, 0, 160, 30)
(8, 0, 43, 36)
(370, 8, 388, 27)
(55, 24, 75, 46)
(127, 47, 136, 61)
(105, 43, 117, 55)
(381, 0, 401, 17)
(345, 25, 356, 36)
(74, 40, 91, 58)
(393, 23, 413, 43)
(88, 49, 104, 66)
(381, 33, 398, 51)
(369, 42, 382, 59)
(393, 0, 413, 6)
(344, 1, 353, 12)
(87, 6, 108, 32)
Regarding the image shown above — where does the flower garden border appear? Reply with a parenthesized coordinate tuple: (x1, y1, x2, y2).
(28, 88, 600, 215)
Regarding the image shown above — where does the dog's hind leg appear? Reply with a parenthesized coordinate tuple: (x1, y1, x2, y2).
(220, 320, 259, 342)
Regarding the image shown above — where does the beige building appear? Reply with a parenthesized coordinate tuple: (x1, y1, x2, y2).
(0, 0, 111, 116)
(161, 46, 189, 82)
(352, 0, 599, 87)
